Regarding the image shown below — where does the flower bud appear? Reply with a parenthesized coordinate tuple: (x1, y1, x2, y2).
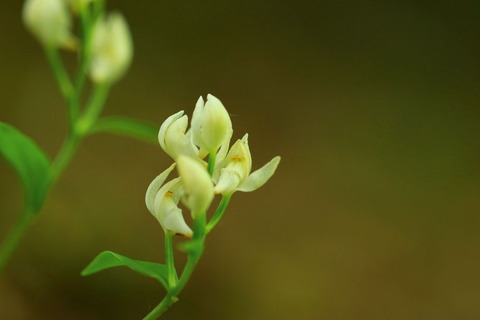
(22, 0, 75, 49)
(176, 155, 214, 216)
(158, 111, 199, 160)
(191, 94, 232, 157)
(90, 12, 133, 84)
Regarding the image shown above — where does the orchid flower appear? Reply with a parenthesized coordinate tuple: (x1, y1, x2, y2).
(214, 134, 280, 197)
(191, 94, 232, 158)
(23, 0, 76, 49)
(145, 164, 192, 238)
(158, 111, 199, 160)
(90, 12, 133, 84)
(176, 155, 214, 216)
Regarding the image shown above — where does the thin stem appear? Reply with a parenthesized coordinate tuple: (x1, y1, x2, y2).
(49, 132, 81, 184)
(44, 46, 78, 124)
(165, 232, 177, 288)
(207, 151, 216, 176)
(143, 214, 207, 319)
(206, 196, 231, 233)
(77, 83, 110, 135)
(74, 6, 95, 95)
(143, 293, 178, 320)
(0, 209, 32, 272)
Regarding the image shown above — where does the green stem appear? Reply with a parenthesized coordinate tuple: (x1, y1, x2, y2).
(49, 132, 81, 184)
(74, 6, 94, 95)
(44, 46, 78, 124)
(143, 214, 207, 319)
(165, 232, 177, 288)
(206, 196, 231, 233)
(0, 208, 33, 272)
(77, 83, 110, 135)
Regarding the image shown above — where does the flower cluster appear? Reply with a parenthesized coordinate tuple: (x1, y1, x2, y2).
(23, 0, 132, 84)
(146, 94, 280, 237)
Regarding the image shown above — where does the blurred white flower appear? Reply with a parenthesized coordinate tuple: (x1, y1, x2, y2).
(23, 0, 76, 49)
(214, 134, 280, 196)
(90, 12, 133, 84)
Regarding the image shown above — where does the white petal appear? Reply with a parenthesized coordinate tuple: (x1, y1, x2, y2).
(176, 155, 214, 216)
(90, 12, 133, 83)
(214, 166, 242, 195)
(237, 156, 281, 192)
(152, 177, 192, 237)
(212, 127, 233, 183)
(145, 163, 176, 214)
(158, 111, 184, 152)
(240, 133, 252, 175)
(23, 0, 75, 49)
(162, 209, 193, 238)
(191, 94, 232, 155)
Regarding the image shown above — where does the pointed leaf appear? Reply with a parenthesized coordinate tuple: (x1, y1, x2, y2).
(91, 116, 158, 143)
(0, 122, 50, 212)
(81, 251, 169, 289)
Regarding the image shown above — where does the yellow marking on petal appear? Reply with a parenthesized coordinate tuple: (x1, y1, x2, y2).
(231, 155, 245, 162)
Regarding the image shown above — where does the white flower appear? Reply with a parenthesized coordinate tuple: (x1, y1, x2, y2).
(214, 134, 280, 196)
(158, 111, 199, 160)
(22, 0, 75, 49)
(191, 94, 232, 158)
(90, 12, 133, 84)
(176, 155, 214, 216)
(145, 164, 193, 238)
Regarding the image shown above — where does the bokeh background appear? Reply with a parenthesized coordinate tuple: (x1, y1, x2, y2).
(1, 0, 479, 319)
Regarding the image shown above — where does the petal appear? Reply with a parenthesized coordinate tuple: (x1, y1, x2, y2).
(158, 110, 184, 152)
(237, 156, 281, 192)
(145, 163, 176, 214)
(240, 133, 252, 175)
(176, 155, 214, 216)
(191, 96, 206, 154)
(212, 127, 233, 183)
(162, 209, 193, 238)
(214, 166, 242, 196)
(152, 177, 192, 237)
(191, 94, 232, 155)
(165, 115, 198, 159)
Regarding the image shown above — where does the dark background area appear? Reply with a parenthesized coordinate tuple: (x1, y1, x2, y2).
(1, 0, 479, 319)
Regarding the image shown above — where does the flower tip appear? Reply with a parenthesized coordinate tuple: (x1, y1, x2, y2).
(196, 96, 204, 106)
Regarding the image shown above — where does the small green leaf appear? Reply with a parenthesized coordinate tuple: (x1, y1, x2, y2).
(82, 251, 169, 289)
(0, 122, 50, 212)
(90, 116, 158, 143)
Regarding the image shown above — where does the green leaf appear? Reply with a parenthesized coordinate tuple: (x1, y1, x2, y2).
(0, 122, 50, 213)
(82, 251, 170, 289)
(90, 116, 158, 143)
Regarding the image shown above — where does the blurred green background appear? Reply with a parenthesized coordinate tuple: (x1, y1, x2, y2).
(1, 0, 479, 319)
